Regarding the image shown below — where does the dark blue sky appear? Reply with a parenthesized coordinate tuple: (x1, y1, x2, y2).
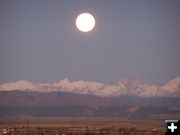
(0, 0, 180, 84)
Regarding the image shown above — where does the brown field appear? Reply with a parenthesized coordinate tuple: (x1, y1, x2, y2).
(0, 117, 165, 135)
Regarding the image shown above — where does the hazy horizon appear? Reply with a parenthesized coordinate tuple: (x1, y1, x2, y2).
(1, 0, 180, 85)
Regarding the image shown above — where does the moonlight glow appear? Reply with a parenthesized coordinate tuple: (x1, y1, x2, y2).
(76, 13, 95, 32)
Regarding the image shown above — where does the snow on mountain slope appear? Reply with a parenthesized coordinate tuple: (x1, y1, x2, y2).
(0, 76, 180, 97)
(0, 80, 36, 91)
(161, 76, 180, 92)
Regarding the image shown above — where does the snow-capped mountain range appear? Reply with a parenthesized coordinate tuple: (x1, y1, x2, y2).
(0, 76, 180, 97)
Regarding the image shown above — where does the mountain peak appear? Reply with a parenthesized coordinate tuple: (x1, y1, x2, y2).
(118, 77, 141, 89)
(161, 76, 180, 93)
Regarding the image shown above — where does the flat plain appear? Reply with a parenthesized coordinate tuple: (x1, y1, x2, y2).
(0, 117, 165, 135)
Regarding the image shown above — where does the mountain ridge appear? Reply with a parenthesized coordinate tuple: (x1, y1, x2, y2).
(0, 76, 180, 97)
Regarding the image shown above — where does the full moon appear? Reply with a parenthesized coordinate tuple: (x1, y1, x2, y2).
(76, 13, 95, 32)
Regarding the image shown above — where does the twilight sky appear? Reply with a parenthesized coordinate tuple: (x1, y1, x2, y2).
(0, 0, 180, 84)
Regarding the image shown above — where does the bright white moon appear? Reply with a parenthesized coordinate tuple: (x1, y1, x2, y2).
(76, 13, 95, 32)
